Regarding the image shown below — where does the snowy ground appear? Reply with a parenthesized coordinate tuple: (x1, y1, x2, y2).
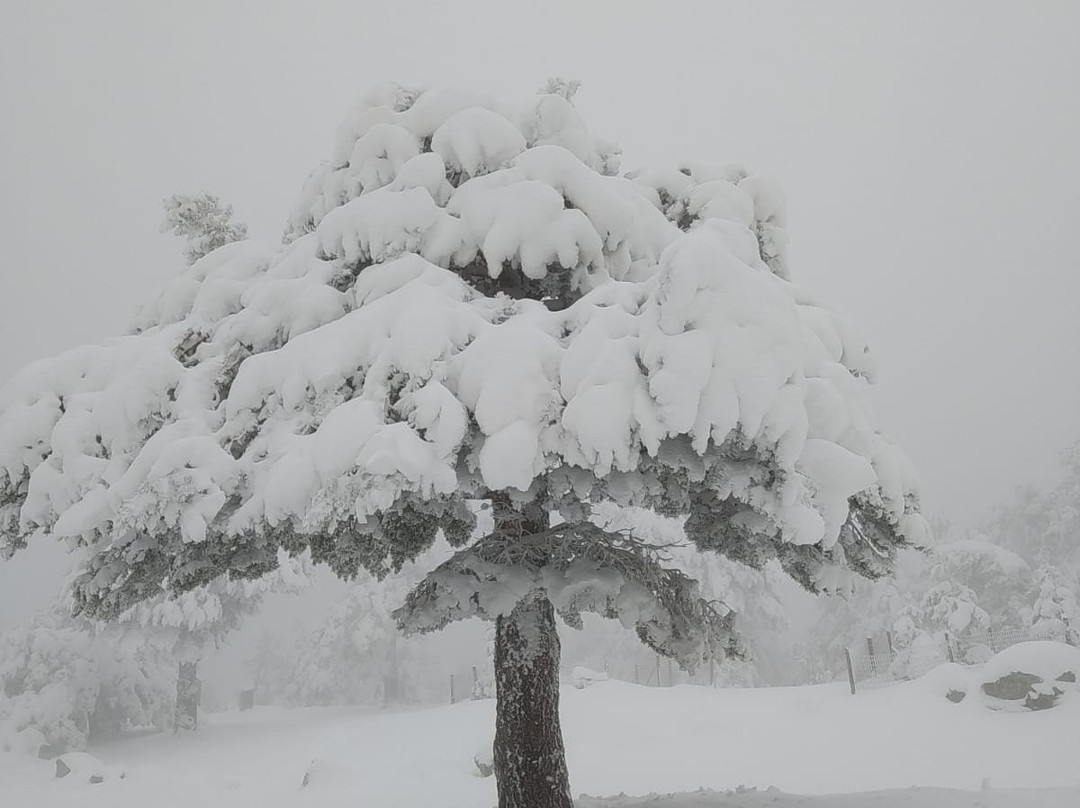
(2, 675, 1078, 808)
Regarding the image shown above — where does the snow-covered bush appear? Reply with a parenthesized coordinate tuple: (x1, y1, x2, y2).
(919, 580, 989, 638)
(0, 610, 173, 756)
(793, 533, 1053, 684)
(928, 539, 1033, 628)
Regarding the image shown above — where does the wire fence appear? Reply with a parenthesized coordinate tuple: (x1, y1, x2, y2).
(844, 624, 1072, 694)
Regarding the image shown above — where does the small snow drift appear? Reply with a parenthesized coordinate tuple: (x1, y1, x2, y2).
(977, 641, 1080, 712)
(914, 662, 971, 704)
(576, 786, 1080, 808)
(474, 744, 495, 778)
(53, 752, 124, 784)
(570, 666, 609, 689)
(300, 756, 359, 790)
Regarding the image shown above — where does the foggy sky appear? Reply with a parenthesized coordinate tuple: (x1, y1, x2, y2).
(2, 0, 1078, 543)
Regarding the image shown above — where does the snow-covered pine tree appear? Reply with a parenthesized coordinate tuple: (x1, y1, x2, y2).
(928, 539, 1033, 629)
(160, 193, 248, 265)
(287, 563, 423, 707)
(1030, 564, 1079, 643)
(0, 83, 927, 807)
(118, 550, 310, 729)
(0, 604, 175, 755)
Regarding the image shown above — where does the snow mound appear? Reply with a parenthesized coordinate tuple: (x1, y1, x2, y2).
(54, 752, 125, 784)
(577, 786, 1080, 808)
(977, 641, 1080, 712)
(570, 666, 609, 689)
(908, 662, 972, 702)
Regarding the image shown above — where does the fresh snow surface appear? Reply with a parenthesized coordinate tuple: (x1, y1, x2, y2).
(2, 675, 1078, 807)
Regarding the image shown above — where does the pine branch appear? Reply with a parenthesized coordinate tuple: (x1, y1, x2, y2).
(394, 521, 743, 670)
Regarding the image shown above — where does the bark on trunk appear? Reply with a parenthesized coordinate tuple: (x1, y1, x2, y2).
(175, 661, 201, 732)
(493, 589, 573, 808)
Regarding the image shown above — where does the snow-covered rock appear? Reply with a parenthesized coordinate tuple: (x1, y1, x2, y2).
(977, 641, 1080, 711)
(53, 752, 124, 784)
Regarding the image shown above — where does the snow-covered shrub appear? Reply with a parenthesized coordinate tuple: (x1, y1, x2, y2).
(0, 611, 173, 756)
(929, 539, 1033, 629)
(791, 548, 935, 683)
(919, 580, 989, 640)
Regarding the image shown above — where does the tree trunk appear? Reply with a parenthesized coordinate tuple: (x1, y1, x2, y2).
(493, 589, 573, 808)
(175, 661, 201, 731)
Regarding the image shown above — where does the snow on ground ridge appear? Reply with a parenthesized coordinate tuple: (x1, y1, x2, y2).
(3, 676, 1079, 808)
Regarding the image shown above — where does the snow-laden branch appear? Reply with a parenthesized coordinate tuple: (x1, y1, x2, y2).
(395, 521, 741, 671)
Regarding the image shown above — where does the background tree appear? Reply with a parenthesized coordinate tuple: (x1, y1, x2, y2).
(0, 603, 174, 755)
(286, 562, 426, 707)
(928, 538, 1033, 629)
(0, 549, 307, 750)
(0, 83, 927, 808)
(1030, 564, 1079, 643)
(989, 441, 1080, 570)
(117, 549, 310, 729)
(160, 193, 248, 265)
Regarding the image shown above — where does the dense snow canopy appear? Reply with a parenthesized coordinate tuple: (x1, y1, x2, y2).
(0, 83, 928, 650)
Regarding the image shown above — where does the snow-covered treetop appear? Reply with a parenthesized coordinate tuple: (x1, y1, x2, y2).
(161, 193, 248, 266)
(0, 83, 928, 632)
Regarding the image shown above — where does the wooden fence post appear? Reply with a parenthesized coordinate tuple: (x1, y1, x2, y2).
(450, 674, 456, 705)
(845, 648, 856, 695)
(944, 632, 955, 664)
(866, 636, 876, 676)
(655, 655, 661, 687)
